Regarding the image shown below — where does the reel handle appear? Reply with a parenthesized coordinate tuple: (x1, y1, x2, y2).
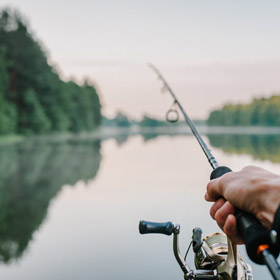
(210, 166, 276, 264)
(139, 220, 174, 235)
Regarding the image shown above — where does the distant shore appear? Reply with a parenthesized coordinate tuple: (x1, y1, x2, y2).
(100, 125, 280, 136)
(1, 125, 280, 147)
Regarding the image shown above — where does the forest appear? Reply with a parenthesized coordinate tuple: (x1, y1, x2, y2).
(207, 95, 280, 126)
(0, 9, 101, 135)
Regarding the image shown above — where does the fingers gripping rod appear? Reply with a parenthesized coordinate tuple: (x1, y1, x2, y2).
(148, 64, 219, 170)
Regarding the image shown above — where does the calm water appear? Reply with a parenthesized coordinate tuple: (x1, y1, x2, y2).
(0, 130, 279, 280)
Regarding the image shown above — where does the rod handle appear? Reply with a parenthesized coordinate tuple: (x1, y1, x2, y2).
(139, 220, 174, 235)
(210, 166, 277, 264)
(234, 208, 275, 264)
(210, 166, 232, 180)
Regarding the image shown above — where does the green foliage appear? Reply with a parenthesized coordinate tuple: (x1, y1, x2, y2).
(20, 88, 51, 133)
(102, 112, 132, 127)
(0, 99, 17, 134)
(207, 95, 280, 126)
(102, 113, 198, 128)
(140, 115, 166, 127)
(113, 112, 131, 127)
(0, 8, 101, 135)
(0, 44, 17, 134)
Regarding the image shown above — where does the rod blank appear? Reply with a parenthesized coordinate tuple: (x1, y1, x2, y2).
(149, 64, 219, 169)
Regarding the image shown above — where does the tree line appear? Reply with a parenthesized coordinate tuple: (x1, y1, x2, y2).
(207, 95, 280, 126)
(102, 112, 205, 127)
(0, 8, 101, 135)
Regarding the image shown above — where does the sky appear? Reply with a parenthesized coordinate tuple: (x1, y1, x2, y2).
(2, 0, 280, 119)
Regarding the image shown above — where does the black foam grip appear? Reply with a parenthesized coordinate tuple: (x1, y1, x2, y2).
(210, 166, 232, 180)
(235, 209, 277, 264)
(139, 220, 174, 235)
(210, 166, 277, 264)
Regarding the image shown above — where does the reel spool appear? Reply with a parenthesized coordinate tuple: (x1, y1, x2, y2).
(195, 232, 228, 270)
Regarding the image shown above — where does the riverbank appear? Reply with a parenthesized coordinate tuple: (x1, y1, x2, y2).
(1, 125, 280, 146)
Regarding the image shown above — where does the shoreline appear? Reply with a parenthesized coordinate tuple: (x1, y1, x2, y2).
(1, 125, 280, 146)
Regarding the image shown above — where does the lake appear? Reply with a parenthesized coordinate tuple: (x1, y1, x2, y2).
(0, 127, 279, 280)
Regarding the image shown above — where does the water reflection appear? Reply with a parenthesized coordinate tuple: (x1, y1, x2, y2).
(135, 128, 280, 163)
(0, 139, 101, 263)
(0, 131, 274, 280)
(207, 134, 280, 163)
(0, 130, 279, 268)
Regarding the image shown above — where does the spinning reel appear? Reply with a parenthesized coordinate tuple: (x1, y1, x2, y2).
(139, 220, 253, 280)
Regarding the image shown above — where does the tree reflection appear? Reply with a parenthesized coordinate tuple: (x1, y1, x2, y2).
(207, 134, 280, 163)
(2, 131, 280, 263)
(0, 139, 101, 263)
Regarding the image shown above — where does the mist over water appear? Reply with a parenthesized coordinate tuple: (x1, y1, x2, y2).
(0, 130, 277, 279)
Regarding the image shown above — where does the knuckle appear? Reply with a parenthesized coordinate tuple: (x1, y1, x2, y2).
(225, 201, 235, 213)
(206, 181, 213, 192)
(241, 165, 256, 172)
(215, 208, 225, 224)
(209, 204, 216, 220)
(219, 172, 230, 184)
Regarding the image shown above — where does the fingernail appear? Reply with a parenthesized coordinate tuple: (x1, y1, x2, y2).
(204, 193, 209, 201)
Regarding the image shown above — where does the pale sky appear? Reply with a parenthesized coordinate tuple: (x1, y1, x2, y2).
(2, 0, 280, 119)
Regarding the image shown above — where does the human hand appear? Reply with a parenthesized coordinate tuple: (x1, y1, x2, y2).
(205, 166, 280, 244)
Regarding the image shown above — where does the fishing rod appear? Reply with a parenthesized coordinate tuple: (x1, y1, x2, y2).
(148, 63, 218, 170)
(139, 64, 280, 280)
